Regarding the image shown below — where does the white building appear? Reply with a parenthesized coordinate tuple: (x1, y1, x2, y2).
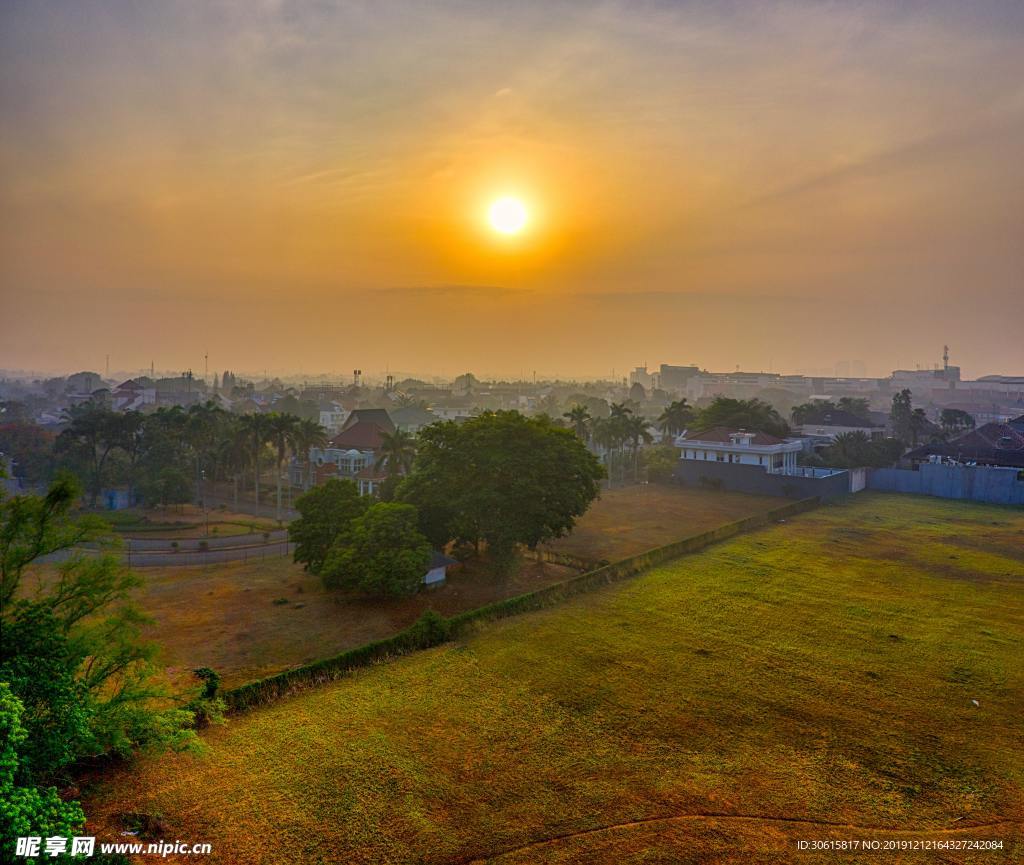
(678, 427, 802, 473)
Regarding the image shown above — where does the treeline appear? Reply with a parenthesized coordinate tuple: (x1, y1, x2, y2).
(5, 401, 328, 516)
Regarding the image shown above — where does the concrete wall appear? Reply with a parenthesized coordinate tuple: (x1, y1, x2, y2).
(868, 463, 1024, 506)
(673, 461, 850, 500)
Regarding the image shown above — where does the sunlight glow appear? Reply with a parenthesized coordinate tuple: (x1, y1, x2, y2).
(487, 196, 528, 235)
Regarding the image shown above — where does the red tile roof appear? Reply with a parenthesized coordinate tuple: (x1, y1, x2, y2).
(329, 421, 386, 450)
(683, 426, 787, 446)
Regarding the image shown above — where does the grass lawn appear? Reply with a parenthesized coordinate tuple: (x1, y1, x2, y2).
(84, 494, 1024, 863)
(542, 483, 787, 562)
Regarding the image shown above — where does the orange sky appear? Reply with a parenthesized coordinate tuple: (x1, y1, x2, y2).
(2, 1, 1023, 380)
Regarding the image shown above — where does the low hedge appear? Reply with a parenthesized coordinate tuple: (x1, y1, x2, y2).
(222, 496, 821, 712)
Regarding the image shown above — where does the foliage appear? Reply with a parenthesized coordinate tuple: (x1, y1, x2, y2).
(1, 476, 200, 783)
(642, 444, 680, 481)
(940, 408, 975, 437)
(0, 422, 55, 485)
(0, 685, 85, 865)
(321, 503, 431, 597)
(889, 388, 914, 444)
(696, 397, 789, 437)
(289, 479, 368, 574)
(657, 399, 694, 436)
(399, 411, 604, 563)
(563, 405, 592, 440)
(375, 429, 417, 477)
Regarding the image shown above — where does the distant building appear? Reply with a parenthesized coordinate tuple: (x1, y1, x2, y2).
(390, 405, 438, 433)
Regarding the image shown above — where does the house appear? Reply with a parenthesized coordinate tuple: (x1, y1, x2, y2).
(309, 410, 395, 492)
(674, 427, 851, 499)
(424, 550, 458, 586)
(904, 416, 1024, 469)
(678, 427, 803, 473)
(111, 379, 157, 411)
(318, 401, 349, 434)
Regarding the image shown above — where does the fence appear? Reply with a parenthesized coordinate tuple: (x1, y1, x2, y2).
(222, 496, 821, 712)
(39, 539, 294, 567)
(868, 463, 1024, 506)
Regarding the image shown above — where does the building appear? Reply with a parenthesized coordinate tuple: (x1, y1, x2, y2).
(317, 402, 349, 434)
(423, 550, 458, 586)
(904, 416, 1024, 469)
(674, 427, 851, 499)
(390, 405, 438, 433)
(678, 427, 803, 473)
(310, 419, 390, 486)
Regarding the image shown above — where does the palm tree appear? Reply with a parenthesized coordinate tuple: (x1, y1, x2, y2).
(609, 402, 632, 420)
(293, 417, 328, 492)
(563, 405, 592, 440)
(375, 429, 417, 478)
(237, 412, 270, 512)
(829, 430, 870, 468)
(657, 399, 693, 437)
(267, 413, 300, 520)
(186, 401, 227, 502)
(625, 414, 653, 480)
(217, 416, 251, 510)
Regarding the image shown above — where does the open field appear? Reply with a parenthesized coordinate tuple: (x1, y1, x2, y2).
(85, 494, 1024, 863)
(127, 555, 577, 688)
(542, 483, 787, 562)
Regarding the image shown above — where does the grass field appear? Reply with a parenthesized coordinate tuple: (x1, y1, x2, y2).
(130, 555, 576, 688)
(106, 505, 279, 538)
(84, 494, 1024, 863)
(116, 483, 782, 688)
(542, 483, 787, 562)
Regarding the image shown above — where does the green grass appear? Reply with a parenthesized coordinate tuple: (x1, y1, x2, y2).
(85, 494, 1024, 863)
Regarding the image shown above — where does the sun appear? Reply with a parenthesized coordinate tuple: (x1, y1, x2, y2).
(487, 196, 528, 235)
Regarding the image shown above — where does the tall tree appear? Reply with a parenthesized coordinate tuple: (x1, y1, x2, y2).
(624, 415, 653, 480)
(54, 402, 125, 507)
(289, 479, 368, 574)
(940, 408, 975, 437)
(292, 417, 329, 491)
(267, 413, 300, 520)
(889, 389, 914, 444)
(238, 413, 271, 510)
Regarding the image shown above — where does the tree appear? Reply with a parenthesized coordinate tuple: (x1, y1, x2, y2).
(0, 422, 55, 485)
(889, 389, 914, 444)
(837, 397, 871, 420)
(321, 502, 431, 598)
(399, 411, 604, 568)
(791, 402, 829, 425)
(696, 397, 789, 437)
(657, 399, 693, 437)
(624, 414, 653, 480)
(54, 401, 125, 507)
(910, 408, 930, 447)
(237, 413, 271, 507)
(826, 431, 871, 468)
(940, 408, 975, 437)
(266, 413, 300, 520)
(375, 429, 417, 478)
(1, 476, 197, 764)
(563, 405, 592, 440)
(0, 684, 85, 864)
(288, 479, 368, 574)
(642, 444, 679, 482)
(292, 418, 329, 491)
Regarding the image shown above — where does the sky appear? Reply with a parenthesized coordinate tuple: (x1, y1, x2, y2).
(1, 0, 1023, 381)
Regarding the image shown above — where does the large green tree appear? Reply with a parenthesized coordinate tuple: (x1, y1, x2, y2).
(399, 411, 604, 565)
(288, 479, 368, 574)
(321, 502, 431, 598)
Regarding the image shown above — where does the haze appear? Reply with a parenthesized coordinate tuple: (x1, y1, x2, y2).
(2, 0, 1022, 379)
